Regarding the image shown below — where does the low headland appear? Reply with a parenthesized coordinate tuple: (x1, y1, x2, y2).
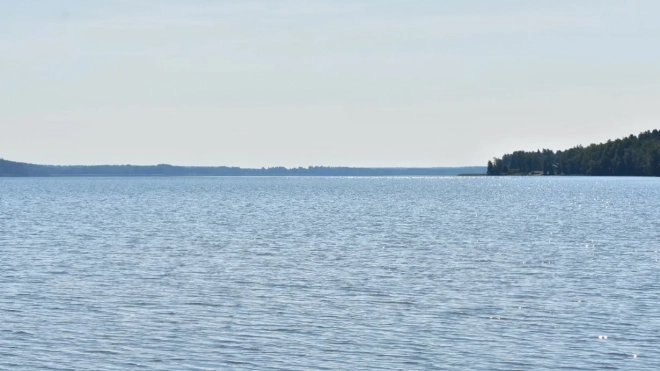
(487, 129, 660, 176)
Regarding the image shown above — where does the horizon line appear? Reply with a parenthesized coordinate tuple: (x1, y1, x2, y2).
(0, 157, 485, 170)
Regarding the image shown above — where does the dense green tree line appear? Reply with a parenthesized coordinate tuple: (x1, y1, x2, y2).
(488, 129, 660, 176)
(0, 159, 485, 177)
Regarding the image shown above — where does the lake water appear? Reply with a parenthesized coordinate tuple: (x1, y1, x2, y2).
(1, 176, 659, 370)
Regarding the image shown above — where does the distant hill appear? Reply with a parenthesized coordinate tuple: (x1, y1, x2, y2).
(0, 158, 485, 177)
(487, 129, 660, 176)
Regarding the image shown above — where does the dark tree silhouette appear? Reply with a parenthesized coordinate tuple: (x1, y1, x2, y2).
(488, 129, 660, 176)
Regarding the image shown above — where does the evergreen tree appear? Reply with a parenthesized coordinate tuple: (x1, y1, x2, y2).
(487, 129, 660, 176)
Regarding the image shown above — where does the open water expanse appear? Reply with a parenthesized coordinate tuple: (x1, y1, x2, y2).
(1, 176, 659, 370)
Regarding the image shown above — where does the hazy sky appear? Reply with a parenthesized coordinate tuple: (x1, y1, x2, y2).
(2, 1, 659, 167)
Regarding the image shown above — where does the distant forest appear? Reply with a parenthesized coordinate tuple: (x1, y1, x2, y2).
(488, 129, 660, 176)
(0, 158, 485, 177)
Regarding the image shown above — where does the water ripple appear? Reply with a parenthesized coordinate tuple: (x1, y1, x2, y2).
(1, 176, 659, 370)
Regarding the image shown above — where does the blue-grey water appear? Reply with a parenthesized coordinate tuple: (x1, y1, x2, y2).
(1, 177, 659, 370)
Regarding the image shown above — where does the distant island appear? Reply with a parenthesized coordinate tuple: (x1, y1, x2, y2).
(0, 158, 485, 177)
(487, 129, 660, 176)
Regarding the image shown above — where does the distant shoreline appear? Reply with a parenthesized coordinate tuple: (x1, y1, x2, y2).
(0, 158, 486, 177)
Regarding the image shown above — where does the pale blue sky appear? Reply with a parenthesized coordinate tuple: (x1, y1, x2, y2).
(1, 0, 659, 167)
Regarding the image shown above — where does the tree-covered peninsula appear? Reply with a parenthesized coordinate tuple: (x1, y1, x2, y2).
(488, 129, 660, 176)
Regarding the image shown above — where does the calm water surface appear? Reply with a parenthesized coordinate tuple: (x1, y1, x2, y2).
(1, 177, 659, 370)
